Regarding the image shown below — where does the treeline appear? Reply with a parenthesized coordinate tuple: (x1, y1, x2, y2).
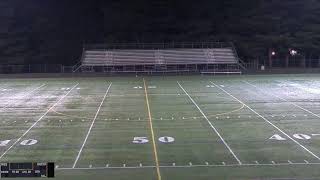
(0, 0, 320, 65)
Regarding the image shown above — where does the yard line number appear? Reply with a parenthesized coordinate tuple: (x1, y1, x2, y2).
(0, 139, 38, 147)
(132, 136, 175, 144)
(270, 133, 318, 141)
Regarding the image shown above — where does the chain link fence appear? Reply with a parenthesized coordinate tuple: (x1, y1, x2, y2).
(0, 64, 76, 74)
(0, 58, 319, 74)
(243, 58, 320, 70)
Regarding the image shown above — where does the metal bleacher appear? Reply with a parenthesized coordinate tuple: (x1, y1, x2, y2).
(77, 42, 243, 74)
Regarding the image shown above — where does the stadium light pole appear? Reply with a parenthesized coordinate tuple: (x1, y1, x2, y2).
(288, 49, 297, 68)
(268, 48, 276, 68)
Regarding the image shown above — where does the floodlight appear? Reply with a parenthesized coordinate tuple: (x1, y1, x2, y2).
(290, 49, 297, 56)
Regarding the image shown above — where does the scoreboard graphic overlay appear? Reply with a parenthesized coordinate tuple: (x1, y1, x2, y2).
(0, 162, 54, 178)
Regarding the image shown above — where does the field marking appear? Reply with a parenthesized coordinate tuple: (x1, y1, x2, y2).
(50, 97, 243, 122)
(304, 160, 309, 164)
(56, 162, 320, 170)
(177, 81, 242, 165)
(72, 83, 112, 168)
(143, 78, 162, 180)
(0, 84, 46, 111)
(244, 80, 320, 120)
(0, 83, 78, 160)
(210, 81, 320, 161)
(110, 93, 182, 97)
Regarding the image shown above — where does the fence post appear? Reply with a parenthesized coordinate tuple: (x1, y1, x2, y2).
(285, 55, 289, 68)
(301, 56, 306, 68)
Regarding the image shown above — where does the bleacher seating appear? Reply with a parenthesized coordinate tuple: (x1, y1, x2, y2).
(81, 48, 238, 66)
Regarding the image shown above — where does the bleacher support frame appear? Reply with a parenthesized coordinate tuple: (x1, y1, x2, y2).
(77, 42, 243, 74)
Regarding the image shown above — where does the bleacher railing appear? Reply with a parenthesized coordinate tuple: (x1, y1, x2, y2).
(84, 42, 234, 50)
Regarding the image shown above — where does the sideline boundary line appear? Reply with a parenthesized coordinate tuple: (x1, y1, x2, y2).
(210, 81, 320, 161)
(243, 80, 320, 119)
(56, 162, 320, 170)
(72, 83, 112, 168)
(0, 83, 79, 159)
(177, 81, 242, 165)
(143, 78, 162, 180)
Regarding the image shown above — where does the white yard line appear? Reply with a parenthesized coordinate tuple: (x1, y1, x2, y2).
(0, 83, 78, 160)
(244, 80, 320, 119)
(177, 81, 242, 165)
(0, 84, 46, 111)
(210, 81, 320, 161)
(72, 83, 112, 168)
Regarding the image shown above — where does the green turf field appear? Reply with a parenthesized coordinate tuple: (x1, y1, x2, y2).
(1, 74, 320, 180)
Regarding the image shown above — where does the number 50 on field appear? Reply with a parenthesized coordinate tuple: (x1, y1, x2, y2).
(132, 136, 175, 144)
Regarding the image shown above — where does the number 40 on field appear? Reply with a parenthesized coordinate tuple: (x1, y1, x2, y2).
(270, 133, 320, 141)
(0, 139, 38, 146)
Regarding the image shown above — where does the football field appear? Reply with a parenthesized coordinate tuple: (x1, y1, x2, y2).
(0, 74, 320, 179)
